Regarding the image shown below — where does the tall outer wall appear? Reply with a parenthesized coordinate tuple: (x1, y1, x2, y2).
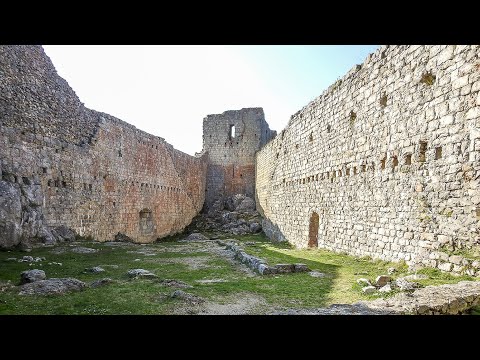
(202, 108, 275, 210)
(256, 45, 480, 274)
(0, 45, 207, 247)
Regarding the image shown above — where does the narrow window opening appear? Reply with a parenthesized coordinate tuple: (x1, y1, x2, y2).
(362, 165, 366, 172)
(381, 156, 386, 170)
(419, 141, 427, 162)
(435, 146, 442, 160)
(42, 167, 47, 174)
(309, 133, 313, 142)
(327, 125, 331, 133)
(89, 184, 92, 191)
(229, 125, 235, 139)
(346, 168, 350, 176)
(405, 154, 412, 165)
(392, 156, 399, 169)
(353, 167, 357, 175)
(118, 150, 122, 157)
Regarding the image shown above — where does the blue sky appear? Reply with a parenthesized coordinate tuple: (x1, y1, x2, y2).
(43, 45, 378, 155)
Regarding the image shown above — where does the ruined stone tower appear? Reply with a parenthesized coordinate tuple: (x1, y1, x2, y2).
(202, 108, 276, 210)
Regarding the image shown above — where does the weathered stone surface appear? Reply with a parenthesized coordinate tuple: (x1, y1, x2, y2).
(394, 278, 417, 291)
(387, 267, 397, 275)
(0, 46, 207, 249)
(71, 247, 98, 254)
(308, 271, 326, 278)
(90, 278, 114, 288)
(378, 284, 392, 293)
(293, 264, 310, 272)
(357, 278, 372, 286)
(375, 275, 392, 287)
(449, 255, 464, 265)
(19, 256, 34, 263)
(127, 269, 156, 278)
(115, 232, 133, 243)
(255, 45, 480, 275)
(204, 108, 276, 210)
(276, 281, 480, 315)
(249, 222, 262, 233)
(363, 280, 480, 315)
(236, 197, 256, 212)
(170, 290, 205, 304)
(274, 264, 295, 273)
(51, 226, 76, 242)
(20, 269, 46, 284)
(0, 180, 55, 249)
(362, 286, 376, 294)
(159, 279, 192, 288)
(184, 233, 208, 241)
(85, 266, 105, 274)
(438, 262, 453, 272)
(18, 278, 86, 296)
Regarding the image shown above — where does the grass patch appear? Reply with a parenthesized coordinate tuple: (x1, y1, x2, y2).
(0, 234, 478, 314)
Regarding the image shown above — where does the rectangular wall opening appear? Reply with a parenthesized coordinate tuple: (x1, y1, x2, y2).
(405, 154, 412, 165)
(229, 125, 235, 139)
(419, 141, 427, 162)
(435, 146, 442, 160)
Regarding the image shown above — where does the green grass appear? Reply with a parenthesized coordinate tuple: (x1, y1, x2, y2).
(0, 234, 478, 314)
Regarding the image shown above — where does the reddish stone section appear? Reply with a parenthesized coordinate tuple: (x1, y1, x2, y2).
(202, 108, 276, 210)
(0, 45, 207, 247)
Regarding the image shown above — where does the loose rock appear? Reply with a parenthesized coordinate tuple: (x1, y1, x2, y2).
(71, 247, 98, 254)
(362, 286, 376, 294)
(85, 266, 105, 274)
(308, 271, 326, 278)
(20, 269, 46, 284)
(184, 233, 208, 241)
(90, 278, 114, 288)
(375, 275, 392, 287)
(127, 269, 156, 279)
(160, 279, 192, 288)
(294, 264, 310, 272)
(18, 278, 86, 296)
(378, 284, 392, 293)
(171, 290, 205, 305)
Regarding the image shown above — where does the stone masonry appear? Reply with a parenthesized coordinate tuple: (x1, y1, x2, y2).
(1, 45, 479, 277)
(0, 45, 207, 248)
(256, 45, 480, 275)
(202, 108, 275, 210)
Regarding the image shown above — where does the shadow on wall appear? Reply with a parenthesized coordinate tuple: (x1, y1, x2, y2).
(262, 218, 288, 243)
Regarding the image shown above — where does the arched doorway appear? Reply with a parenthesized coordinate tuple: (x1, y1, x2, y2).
(308, 212, 319, 248)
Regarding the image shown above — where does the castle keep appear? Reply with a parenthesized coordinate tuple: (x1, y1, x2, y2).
(1, 45, 479, 275)
(202, 108, 275, 210)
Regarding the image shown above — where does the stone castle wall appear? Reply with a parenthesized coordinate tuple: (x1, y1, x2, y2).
(202, 108, 275, 209)
(0, 45, 207, 247)
(256, 45, 480, 274)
